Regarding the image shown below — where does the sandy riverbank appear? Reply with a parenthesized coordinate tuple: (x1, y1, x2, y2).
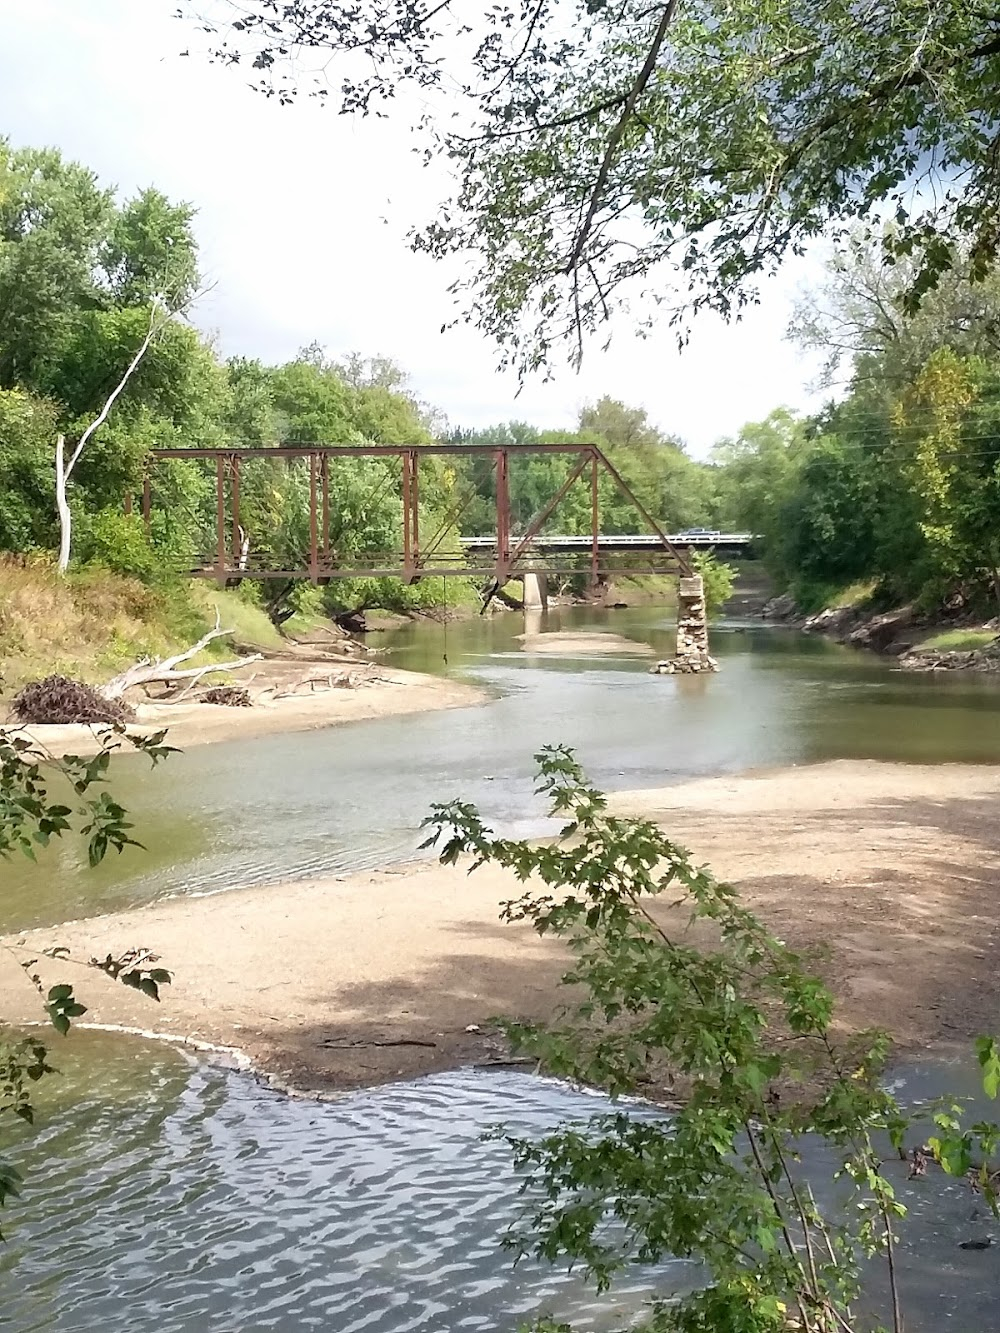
(517, 629, 654, 656)
(12, 663, 487, 758)
(3, 759, 999, 1097)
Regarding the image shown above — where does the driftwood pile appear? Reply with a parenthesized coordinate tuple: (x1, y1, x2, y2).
(101, 611, 263, 702)
(201, 685, 252, 707)
(10, 608, 390, 723)
(12, 676, 134, 726)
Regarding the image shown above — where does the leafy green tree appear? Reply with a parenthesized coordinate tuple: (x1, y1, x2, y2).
(0, 144, 201, 398)
(0, 142, 113, 390)
(0, 390, 61, 552)
(270, 355, 362, 444)
(889, 350, 1000, 608)
(779, 436, 877, 588)
(190, 2, 1000, 370)
(710, 410, 806, 579)
(101, 188, 199, 309)
(222, 357, 278, 445)
(424, 747, 1000, 1333)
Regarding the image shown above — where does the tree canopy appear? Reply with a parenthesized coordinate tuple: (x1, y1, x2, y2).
(188, 2, 1000, 370)
(0, 137, 719, 616)
(712, 242, 1000, 611)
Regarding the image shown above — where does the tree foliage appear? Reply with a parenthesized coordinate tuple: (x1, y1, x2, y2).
(189, 2, 1000, 370)
(0, 726, 175, 1231)
(423, 747, 1000, 1332)
(713, 243, 1000, 612)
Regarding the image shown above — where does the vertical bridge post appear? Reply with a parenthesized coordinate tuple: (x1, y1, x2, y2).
(402, 449, 421, 583)
(590, 450, 599, 594)
(495, 448, 510, 585)
(309, 453, 319, 583)
(231, 454, 241, 574)
(215, 454, 226, 587)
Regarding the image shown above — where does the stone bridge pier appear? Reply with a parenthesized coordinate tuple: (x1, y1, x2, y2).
(651, 574, 719, 676)
(521, 569, 548, 612)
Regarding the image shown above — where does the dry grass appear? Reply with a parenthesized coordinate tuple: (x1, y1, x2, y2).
(0, 557, 165, 688)
(0, 557, 284, 696)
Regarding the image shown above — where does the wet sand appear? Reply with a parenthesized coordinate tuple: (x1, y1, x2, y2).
(517, 630, 654, 656)
(2, 759, 998, 1097)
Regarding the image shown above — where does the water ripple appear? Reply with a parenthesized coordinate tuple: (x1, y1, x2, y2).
(0, 1040, 693, 1332)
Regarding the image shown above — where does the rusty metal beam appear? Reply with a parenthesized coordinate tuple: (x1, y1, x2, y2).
(495, 449, 510, 574)
(231, 454, 241, 568)
(184, 562, 681, 581)
(150, 443, 599, 460)
(309, 452, 319, 582)
(410, 449, 419, 563)
(145, 441, 690, 586)
(215, 455, 226, 585)
(593, 450, 691, 576)
(402, 450, 414, 580)
(591, 454, 599, 591)
(321, 455, 330, 558)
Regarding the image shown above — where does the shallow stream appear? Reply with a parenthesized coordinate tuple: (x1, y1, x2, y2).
(6, 607, 1000, 933)
(3, 606, 1000, 1329)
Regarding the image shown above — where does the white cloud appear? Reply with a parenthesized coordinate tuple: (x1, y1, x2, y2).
(0, 0, 829, 454)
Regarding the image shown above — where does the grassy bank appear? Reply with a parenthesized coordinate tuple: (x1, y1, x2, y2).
(789, 578, 879, 615)
(911, 627, 999, 653)
(0, 557, 283, 692)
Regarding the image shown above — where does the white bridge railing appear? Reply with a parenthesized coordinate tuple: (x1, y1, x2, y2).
(459, 533, 755, 550)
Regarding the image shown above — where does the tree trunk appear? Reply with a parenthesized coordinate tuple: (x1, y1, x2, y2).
(55, 434, 72, 574)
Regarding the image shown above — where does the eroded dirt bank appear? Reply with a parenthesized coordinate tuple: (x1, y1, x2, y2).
(3, 760, 998, 1098)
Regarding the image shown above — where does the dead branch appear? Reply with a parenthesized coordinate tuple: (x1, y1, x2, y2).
(100, 609, 263, 700)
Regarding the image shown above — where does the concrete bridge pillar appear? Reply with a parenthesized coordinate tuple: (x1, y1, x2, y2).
(522, 570, 548, 612)
(651, 574, 719, 675)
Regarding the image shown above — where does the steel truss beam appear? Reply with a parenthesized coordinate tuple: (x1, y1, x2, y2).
(139, 444, 693, 584)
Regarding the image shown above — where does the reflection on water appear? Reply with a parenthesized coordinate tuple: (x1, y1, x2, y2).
(3, 1035, 998, 1331)
(0, 1034, 697, 1332)
(5, 606, 1000, 932)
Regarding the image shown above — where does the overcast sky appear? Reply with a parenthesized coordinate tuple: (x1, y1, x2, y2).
(0, 0, 830, 455)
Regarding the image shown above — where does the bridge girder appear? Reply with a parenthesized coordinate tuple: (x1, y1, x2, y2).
(139, 443, 704, 586)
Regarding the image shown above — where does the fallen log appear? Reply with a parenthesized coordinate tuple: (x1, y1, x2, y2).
(100, 610, 263, 701)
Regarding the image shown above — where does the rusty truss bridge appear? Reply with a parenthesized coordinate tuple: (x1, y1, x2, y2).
(138, 443, 738, 587)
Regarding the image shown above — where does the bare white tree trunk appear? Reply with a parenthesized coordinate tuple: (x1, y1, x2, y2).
(100, 610, 263, 700)
(53, 290, 207, 573)
(55, 434, 73, 574)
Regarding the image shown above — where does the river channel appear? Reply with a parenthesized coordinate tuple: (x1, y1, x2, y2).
(6, 606, 1000, 932)
(3, 606, 1000, 1329)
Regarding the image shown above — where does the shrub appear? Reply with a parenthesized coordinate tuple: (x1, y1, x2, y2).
(691, 550, 735, 615)
(424, 747, 1000, 1333)
(73, 509, 157, 581)
(11, 675, 133, 725)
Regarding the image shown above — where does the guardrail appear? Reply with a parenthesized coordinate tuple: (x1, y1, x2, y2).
(459, 533, 755, 550)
